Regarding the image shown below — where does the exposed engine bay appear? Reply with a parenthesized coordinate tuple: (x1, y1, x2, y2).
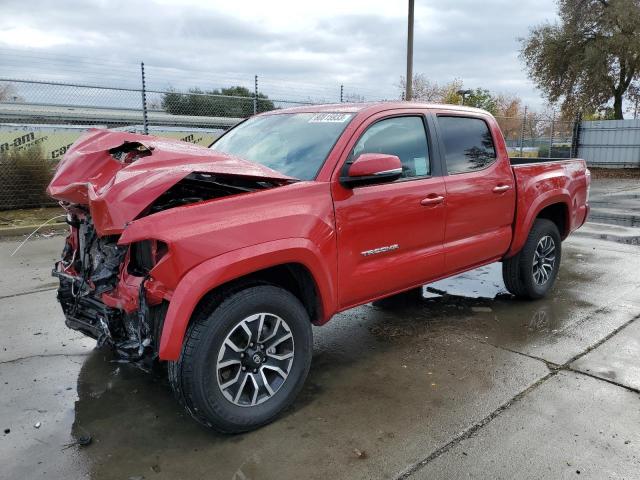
(145, 172, 280, 215)
(52, 212, 164, 366)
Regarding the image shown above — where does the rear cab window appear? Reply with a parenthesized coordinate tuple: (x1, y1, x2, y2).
(436, 116, 496, 174)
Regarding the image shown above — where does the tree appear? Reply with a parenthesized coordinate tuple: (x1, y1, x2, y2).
(398, 73, 442, 101)
(465, 88, 499, 115)
(493, 95, 526, 141)
(162, 86, 275, 117)
(520, 0, 640, 120)
(440, 79, 464, 104)
(398, 74, 465, 104)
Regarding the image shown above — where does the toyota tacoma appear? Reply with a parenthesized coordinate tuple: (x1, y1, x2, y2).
(47, 102, 590, 432)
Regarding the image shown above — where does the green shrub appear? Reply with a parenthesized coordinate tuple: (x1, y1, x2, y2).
(0, 146, 57, 210)
(537, 145, 572, 158)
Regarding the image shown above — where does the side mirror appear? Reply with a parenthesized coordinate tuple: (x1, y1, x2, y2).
(340, 153, 403, 188)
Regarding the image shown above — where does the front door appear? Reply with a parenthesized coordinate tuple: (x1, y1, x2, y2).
(332, 114, 446, 309)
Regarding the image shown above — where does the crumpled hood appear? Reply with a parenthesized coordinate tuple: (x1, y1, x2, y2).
(47, 129, 293, 235)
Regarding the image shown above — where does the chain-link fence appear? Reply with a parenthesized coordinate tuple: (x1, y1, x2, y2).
(0, 75, 331, 210)
(496, 114, 577, 159)
(0, 74, 582, 210)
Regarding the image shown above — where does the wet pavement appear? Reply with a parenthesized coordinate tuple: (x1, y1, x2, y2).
(1, 179, 639, 480)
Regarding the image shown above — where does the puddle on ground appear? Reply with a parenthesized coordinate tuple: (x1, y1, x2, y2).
(425, 264, 507, 299)
(362, 261, 601, 352)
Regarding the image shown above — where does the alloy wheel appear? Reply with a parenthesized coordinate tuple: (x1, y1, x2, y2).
(216, 313, 295, 407)
(532, 235, 556, 285)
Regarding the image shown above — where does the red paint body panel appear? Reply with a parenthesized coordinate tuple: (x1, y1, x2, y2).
(433, 109, 517, 272)
(347, 153, 402, 177)
(47, 103, 589, 362)
(159, 238, 337, 359)
(332, 176, 447, 308)
(507, 159, 589, 257)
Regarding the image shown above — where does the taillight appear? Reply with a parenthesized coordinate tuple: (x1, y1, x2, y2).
(585, 168, 591, 201)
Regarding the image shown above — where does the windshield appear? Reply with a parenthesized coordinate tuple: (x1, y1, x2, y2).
(210, 112, 354, 180)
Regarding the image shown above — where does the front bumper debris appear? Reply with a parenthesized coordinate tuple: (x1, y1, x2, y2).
(52, 213, 168, 365)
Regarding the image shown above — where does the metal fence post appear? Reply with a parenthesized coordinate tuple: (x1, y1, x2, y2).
(548, 110, 555, 157)
(519, 106, 528, 157)
(340, 84, 344, 103)
(253, 75, 258, 115)
(571, 111, 582, 158)
(140, 62, 149, 135)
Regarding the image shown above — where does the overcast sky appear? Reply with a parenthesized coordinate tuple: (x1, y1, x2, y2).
(0, 0, 558, 108)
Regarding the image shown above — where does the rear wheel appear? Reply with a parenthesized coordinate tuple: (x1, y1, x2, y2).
(502, 219, 561, 300)
(168, 285, 313, 433)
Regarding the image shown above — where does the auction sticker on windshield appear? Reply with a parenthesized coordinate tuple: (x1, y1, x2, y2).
(308, 113, 352, 123)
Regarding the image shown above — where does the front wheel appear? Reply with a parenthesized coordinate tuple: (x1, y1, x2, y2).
(502, 218, 562, 300)
(168, 285, 313, 433)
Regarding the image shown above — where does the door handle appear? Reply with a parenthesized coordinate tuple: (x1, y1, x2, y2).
(492, 185, 512, 193)
(420, 195, 445, 206)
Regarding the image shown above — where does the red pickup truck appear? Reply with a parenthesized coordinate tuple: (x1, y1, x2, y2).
(48, 102, 590, 432)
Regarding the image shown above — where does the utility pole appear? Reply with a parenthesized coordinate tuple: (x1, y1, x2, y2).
(405, 0, 414, 101)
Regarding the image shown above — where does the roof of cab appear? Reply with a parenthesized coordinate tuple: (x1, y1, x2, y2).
(263, 101, 491, 117)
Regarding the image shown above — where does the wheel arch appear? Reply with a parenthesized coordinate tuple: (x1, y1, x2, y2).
(536, 202, 570, 239)
(158, 239, 336, 361)
(506, 192, 571, 258)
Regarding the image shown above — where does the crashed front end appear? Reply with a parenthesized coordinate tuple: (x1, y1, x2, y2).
(47, 129, 293, 365)
(52, 211, 169, 364)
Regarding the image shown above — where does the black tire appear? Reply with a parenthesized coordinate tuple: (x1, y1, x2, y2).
(502, 218, 562, 300)
(168, 285, 313, 433)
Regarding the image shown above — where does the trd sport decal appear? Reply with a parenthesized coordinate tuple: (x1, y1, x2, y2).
(360, 244, 399, 257)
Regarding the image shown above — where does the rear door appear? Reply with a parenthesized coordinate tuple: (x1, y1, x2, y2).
(432, 113, 515, 273)
(332, 112, 446, 308)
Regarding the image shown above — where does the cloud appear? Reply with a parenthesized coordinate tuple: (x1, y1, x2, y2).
(0, 0, 558, 108)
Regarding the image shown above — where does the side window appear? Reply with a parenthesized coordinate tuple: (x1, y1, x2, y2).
(437, 116, 496, 174)
(352, 116, 430, 178)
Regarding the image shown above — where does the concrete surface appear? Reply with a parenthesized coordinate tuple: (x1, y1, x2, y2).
(1, 177, 639, 480)
(572, 318, 640, 391)
(412, 372, 640, 480)
(588, 177, 640, 230)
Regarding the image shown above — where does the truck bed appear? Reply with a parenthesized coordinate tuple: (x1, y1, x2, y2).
(506, 157, 590, 256)
(509, 157, 575, 165)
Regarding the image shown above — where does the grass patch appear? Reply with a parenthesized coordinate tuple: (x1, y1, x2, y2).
(0, 206, 65, 228)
